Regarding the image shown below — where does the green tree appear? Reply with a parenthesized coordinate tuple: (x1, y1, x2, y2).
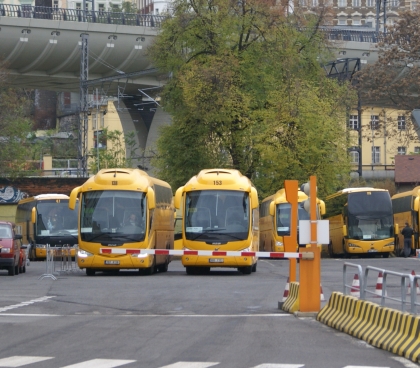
(0, 63, 37, 177)
(88, 129, 140, 174)
(148, 0, 356, 196)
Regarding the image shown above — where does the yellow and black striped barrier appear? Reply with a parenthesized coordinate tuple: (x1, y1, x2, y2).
(317, 292, 420, 363)
(282, 282, 300, 313)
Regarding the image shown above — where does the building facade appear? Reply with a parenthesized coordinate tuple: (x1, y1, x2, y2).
(348, 106, 420, 179)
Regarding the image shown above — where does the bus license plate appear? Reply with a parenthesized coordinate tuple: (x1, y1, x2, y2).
(104, 260, 120, 265)
(209, 258, 224, 263)
(368, 249, 378, 253)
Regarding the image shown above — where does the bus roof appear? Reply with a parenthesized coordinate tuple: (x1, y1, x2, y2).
(34, 194, 70, 200)
(261, 189, 309, 205)
(326, 187, 386, 200)
(182, 168, 254, 192)
(391, 186, 420, 200)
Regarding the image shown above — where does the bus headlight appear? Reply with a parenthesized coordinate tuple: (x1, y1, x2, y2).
(36, 244, 46, 249)
(132, 253, 148, 258)
(78, 249, 93, 258)
(348, 243, 362, 249)
(384, 242, 394, 247)
(276, 241, 283, 246)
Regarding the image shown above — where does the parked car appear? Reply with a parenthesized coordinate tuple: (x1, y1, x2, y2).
(0, 221, 23, 276)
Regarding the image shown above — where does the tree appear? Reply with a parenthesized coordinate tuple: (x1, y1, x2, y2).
(88, 129, 140, 174)
(357, 10, 420, 144)
(148, 0, 356, 197)
(0, 62, 38, 178)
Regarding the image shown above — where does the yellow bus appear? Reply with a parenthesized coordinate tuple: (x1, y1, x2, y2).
(324, 187, 396, 258)
(174, 168, 259, 275)
(391, 186, 420, 257)
(69, 168, 174, 276)
(259, 188, 326, 253)
(15, 194, 79, 261)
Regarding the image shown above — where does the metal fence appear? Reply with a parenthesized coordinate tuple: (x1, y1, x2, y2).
(343, 262, 420, 314)
(38, 244, 80, 280)
(0, 4, 164, 27)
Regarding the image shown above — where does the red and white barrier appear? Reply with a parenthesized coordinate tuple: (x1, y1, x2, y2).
(100, 248, 304, 259)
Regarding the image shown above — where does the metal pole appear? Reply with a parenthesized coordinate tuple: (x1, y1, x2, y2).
(79, 33, 89, 177)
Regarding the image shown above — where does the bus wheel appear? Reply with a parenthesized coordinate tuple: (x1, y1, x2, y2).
(328, 242, 334, 258)
(238, 266, 252, 275)
(186, 266, 196, 275)
(86, 268, 95, 276)
(251, 263, 257, 272)
(342, 241, 349, 259)
(157, 261, 169, 273)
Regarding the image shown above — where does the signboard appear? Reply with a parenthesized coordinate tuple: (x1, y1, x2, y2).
(299, 220, 329, 245)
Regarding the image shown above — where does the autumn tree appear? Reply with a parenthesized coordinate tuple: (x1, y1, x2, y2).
(148, 0, 356, 197)
(357, 10, 420, 148)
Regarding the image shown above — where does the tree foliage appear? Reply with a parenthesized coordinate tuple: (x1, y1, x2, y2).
(148, 0, 356, 197)
(0, 63, 38, 178)
(88, 129, 140, 174)
(356, 10, 420, 148)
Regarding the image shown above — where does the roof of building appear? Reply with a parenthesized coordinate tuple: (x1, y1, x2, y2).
(394, 155, 420, 184)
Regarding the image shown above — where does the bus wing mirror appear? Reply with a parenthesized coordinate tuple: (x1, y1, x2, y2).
(251, 187, 258, 209)
(269, 201, 275, 216)
(147, 187, 156, 210)
(174, 186, 184, 209)
(395, 223, 399, 235)
(69, 186, 81, 210)
(343, 225, 348, 237)
(414, 197, 419, 212)
(319, 200, 326, 216)
(31, 207, 36, 224)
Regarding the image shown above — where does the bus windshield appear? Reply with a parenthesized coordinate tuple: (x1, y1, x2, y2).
(37, 201, 79, 236)
(80, 190, 146, 244)
(347, 192, 394, 240)
(276, 202, 310, 236)
(185, 190, 249, 242)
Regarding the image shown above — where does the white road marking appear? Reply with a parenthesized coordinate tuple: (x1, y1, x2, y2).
(61, 359, 136, 368)
(253, 365, 305, 368)
(0, 297, 55, 313)
(159, 363, 219, 368)
(0, 356, 53, 367)
(391, 357, 420, 368)
(343, 366, 390, 368)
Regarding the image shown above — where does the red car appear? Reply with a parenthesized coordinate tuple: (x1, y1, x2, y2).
(0, 221, 23, 276)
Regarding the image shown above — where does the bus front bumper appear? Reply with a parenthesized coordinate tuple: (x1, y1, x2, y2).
(347, 241, 394, 254)
(181, 255, 255, 268)
(77, 251, 154, 269)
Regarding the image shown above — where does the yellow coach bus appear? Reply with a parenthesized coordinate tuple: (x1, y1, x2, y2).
(324, 187, 396, 258)
(391, 186, 420, 257)
(174, 169, 259, 275)
(259, 188, 326, 253)
(15, 194, 79, 261)
(69, 168, 174, 276)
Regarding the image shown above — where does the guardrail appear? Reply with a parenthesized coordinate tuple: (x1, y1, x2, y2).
(343, 262, 420, 314)
(0, 4, 164, 27)
(38, 244, 80, 281)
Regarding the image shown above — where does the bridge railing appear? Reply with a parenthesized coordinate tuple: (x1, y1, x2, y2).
(0, 4, 164, 27)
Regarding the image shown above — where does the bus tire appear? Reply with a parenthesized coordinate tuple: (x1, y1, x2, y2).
(86, 268, 95, 276)
(251, 263, 257, 272)
(238, 266, 252, 275)
(328, 242, 334, 258)
(185, 266, 196, 275)
(342, 241, 349, 259)
(157, 260, 169, 273)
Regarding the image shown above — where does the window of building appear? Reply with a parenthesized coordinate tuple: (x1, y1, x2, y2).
(312, 0, 319, 6)
(366, 0, 374, 6)
(94, 130, 106, 149)
(366, 17, 374, 27)
(76, 2, 81, 10)
(398, 115, 406, 130)
(370, 115, 379, 130)
(338, 0, 346, 6)
(92, 114, 97, 130)
(338, 17, 347, 25)
(414, 146, 420, 154)
(388, 0, 399, 6)
(372, 146, 380, 164)
(348, 115, 359, 130)
(53, 0, 58, 9)
(350, 150, 359, 164)
(299, 0, 306, 6)
(352, 18, 361, 26)
(412, 1, 417, 10)
(100, 113, 105, 128)
(398, 147, 406, 155)
(352, 0, 360, 6)
(98, 4, 105, 13)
